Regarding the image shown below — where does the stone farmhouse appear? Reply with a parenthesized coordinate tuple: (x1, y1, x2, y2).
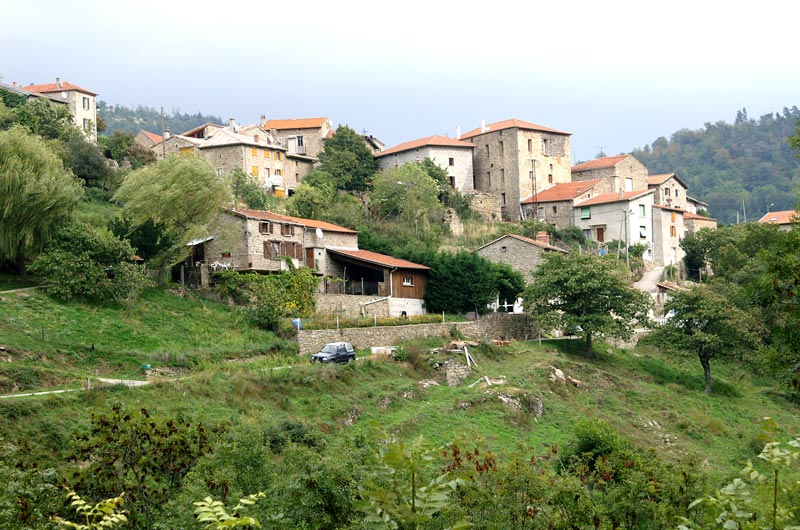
(459, 119, 573, 221)
(375, 135, 475, 192)
(2, 77, 98, 140)
(194, 209, 429, 317)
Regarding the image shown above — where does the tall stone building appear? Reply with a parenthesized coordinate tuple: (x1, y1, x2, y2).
(24, 78, 98, 140)
(571, 154, 648, 194)
(459, 118, 572, 221)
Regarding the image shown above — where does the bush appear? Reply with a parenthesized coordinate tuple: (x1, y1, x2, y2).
(263, 420, 318, 453)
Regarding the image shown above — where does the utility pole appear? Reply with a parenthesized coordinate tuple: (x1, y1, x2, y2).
(742, 197, 747, 223)
(161, 107, 166, 158)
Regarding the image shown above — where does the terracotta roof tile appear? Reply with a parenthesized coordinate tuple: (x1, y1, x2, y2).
(571, 155, 628, 172)
(326, 248, 429, 270)
(758, 210, 798, 225)
(683, 211, 717, 221)
(576, 189, 653, 206)
(476, 233, 568, 253)
(521, 180, 600, 204)
(263, 117, 328, 130)
(142, 131, 163, 143)
(229, 209, 357, 234)
(459, 118, 570, 139)
(647, 173, 674, 185)
(25, 81, 97, 96)
(376, 135, 475, 157)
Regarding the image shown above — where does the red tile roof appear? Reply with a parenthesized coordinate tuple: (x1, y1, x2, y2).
(478, 233, 567, 253)
(647, 173, 674, 185)
(142, 131, 163, 143)
(459, 118, 570, 139)
(521, 180, 600, 204)
(571, 155, 628, 172)
(25, 81, 97, 96)
(758, 210, 798, 225)
(229, 209, 357, 234)
(684, 211, 717, 221)
(376, 135, 475, 157)
(263, 117, 328, 130)
(576, 189, 652, 206)
(326, 248, 429, 270)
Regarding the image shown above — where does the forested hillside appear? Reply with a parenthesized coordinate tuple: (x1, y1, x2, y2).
(632, 107, 800, 224)
(97, 101, 222, 136)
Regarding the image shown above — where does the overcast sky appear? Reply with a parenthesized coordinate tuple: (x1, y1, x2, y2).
(3, 0, 799, 163)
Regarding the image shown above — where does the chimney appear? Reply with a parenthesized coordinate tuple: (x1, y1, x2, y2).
(163, 129, 170, 139)
(455, 125, 461, 139)
(536, 231, 550, 246)
(12, 81, 17, 87)
(260, 114, 266, 127)
(480, 120, 487, 133)
(55, 77, 62, 89)
(254, 134, 260, 143)
(228, 118, 237, 131)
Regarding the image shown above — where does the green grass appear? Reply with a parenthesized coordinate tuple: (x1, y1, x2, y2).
(0, 288, 798, 488)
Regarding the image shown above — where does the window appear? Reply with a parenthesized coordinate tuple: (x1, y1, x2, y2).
(625, 177, 633, 192)
(264, 240, 280, 258)
(529, 170, 533, 181)
(296, 135, 304, 147)
(542, 138, 550, 156)
(548, 174, 553, 184)
(252, 148, 258, 157)
(639, 226, 647, 239)
(264, 150, 271, 159)
(264, 168, 270, 179)
(501, 168, 505, 184)
(251, 166, 259, 177)
(501, 192, 506, 205)
(581, 207, 591, 219)
(670, 225, 677, 237)
(486, 171, 491, 187)
(259, 222, 273, 234)
(448, 157, 454, 166)
(82, 96, 90, 110)
(281, 223, 295, 236)
(275, 169, 282, 176)
(83, 118, 91, 132)
(402, 277, 413, 286)
(216, 168, 223, 176)
(552, 205, 558, 214)
(675, 189, 680, 197)
(499, 141, 504, 155)
(485, 144, 489, 156)
(639, 204, 645, 217)
(449, 176, 455, 188)
(671, 211, 676, 222)
(500, 246, 507, 253)
(275, 151, 283, 161)
(664, 187, 670, 196)
(527, 139, 532, 152)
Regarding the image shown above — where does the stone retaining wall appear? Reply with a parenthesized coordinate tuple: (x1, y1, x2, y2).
(297, 313, 538, 354)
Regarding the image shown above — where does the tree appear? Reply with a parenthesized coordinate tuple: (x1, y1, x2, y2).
(370, 163, 442, 226)
(112, 155, 230, 270)
(0, 126, 84, 278)
(492, 262, 525, 311)
(648, 285, 761, 393)
(422, 251, 501, 315)
(286, 170, 336, 219)
(30, 222, 150, 304)
(13, 97, 74, 140)
(318, 125, 378, 191)
(60, 133, 111, 188)
(229, 167, 275, 210)
(523, 252, 652, 356)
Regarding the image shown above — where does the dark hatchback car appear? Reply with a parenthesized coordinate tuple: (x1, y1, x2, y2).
(310, 342, 356, 364)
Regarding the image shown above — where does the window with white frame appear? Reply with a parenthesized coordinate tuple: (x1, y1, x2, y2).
(402, 276, 413, 286)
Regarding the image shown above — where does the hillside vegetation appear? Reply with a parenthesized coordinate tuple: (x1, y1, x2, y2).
(632, 107, 800, 224)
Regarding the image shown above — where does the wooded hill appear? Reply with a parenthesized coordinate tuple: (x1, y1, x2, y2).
(631, 107, 800, 225)
(97, 101, 222, 137)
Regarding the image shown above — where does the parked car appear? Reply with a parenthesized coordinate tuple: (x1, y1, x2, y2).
(310, 342, 356, 364)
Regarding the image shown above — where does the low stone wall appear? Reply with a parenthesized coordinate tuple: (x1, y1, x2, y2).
(314, 293, 389, 318)
(297, 313, 538, 354)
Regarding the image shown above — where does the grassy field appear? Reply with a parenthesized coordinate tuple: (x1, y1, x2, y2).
(1, 283, 797, 487)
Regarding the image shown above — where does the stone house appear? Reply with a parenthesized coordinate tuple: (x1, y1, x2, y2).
(684, 211, 718, 234)
(758, 210, 798, 231)
(651, 205, 686, 266)
(685, 196, 710, 215)
(198, 209, 429, 317)
(571, 154, 649, 195)
(262, 117, 333, 160)
(476, 232, 567, 312)
(647, 173, 688, 210)
(375, 135, 476, 192)
(459, 118, 572, 221)
(520, 180, 600, 227)
(573, 189, 656, 260)
(134, 130, 163, 150)
(23, 78, 98, 139)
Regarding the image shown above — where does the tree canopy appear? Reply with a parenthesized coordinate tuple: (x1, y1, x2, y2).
(0, 126, 84, 277)
(318, 125, 378, 191)
(524, 252, 652, 355)
(112, 155, 230, 268)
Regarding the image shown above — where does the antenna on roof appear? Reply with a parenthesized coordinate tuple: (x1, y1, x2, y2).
(594, 146, 607, 158)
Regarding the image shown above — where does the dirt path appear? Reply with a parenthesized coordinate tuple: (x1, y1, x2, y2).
(0, 377, 151, 400)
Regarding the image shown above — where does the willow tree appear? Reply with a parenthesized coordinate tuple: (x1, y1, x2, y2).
(0, 126, 84, 278)
(112, 155, 231, 271)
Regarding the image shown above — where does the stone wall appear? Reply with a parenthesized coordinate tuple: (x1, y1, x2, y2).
(297, 313, 539, 354)
(467, 191, 503, 221)
(314, 293, 390, 318)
